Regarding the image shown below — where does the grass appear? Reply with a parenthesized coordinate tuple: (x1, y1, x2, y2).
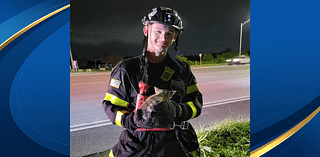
(196, 120, 250, 157)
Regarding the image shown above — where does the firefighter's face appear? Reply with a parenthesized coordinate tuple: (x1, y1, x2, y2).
(144, 23, 177, 56)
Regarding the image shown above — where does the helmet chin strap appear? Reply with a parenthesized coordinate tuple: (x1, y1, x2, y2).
(174, 35, 179, 55)
(142, 34, 148, 56)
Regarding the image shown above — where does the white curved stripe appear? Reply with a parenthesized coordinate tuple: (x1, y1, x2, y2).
(0, 4, 70, 51)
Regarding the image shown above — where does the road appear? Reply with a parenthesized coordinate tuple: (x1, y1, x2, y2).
(70, 65, 250, 157)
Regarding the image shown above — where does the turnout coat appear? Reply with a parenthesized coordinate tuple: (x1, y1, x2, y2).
(102, 54, 203, 157)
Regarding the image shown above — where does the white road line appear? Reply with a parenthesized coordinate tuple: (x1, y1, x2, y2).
(70, 96, 250, 132)
(70, 122, 113, 132)
(203, 95, 250, 106)
(70, 119, 110, 128)
(203, 96, 250, 108)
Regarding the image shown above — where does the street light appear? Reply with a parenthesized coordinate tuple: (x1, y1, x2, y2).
(70, 47, 74, 70)
(239, 19, 250, 56)
(70, 29, 76, 71)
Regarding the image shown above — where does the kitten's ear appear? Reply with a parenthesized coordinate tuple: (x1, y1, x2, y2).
(168, 90, 177, 98)
(154, 87, 163, 94)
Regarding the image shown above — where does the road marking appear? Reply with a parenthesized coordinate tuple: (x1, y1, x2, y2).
(70, 120, 112, 132)
(70, 122, 113, 132)
(70, 95, 250, 132)
(70, 120, 110, 128)
(203, 95, 250, 107)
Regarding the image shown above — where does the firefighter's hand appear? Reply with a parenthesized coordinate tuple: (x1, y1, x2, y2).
(151, 100, 182, 127)
(133, 109, 155, 129)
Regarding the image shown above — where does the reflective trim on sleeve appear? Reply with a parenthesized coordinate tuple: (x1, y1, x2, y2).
(186, 84, 199, 94)
(115, 110, 129, 127)
(187, 101, 197, 119)
(109, 150, 114, 157)
(104, 93, 129, 107)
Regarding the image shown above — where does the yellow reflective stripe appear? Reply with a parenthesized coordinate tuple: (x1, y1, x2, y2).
(115, 110, 129, 127)
(104, 93, 129, 107)
(109, 150, 114, 157)
(186, 84, 199, 94)
(187, 101, 197, 119)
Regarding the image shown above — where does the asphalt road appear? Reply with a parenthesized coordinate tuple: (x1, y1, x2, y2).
(70, 64, 250, 157)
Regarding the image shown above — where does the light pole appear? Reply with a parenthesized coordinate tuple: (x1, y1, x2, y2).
(70, 29, 76, 71)
(239, 19, 250, 56)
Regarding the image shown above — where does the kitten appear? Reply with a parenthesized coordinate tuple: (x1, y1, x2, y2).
(140, 87, 176, 120)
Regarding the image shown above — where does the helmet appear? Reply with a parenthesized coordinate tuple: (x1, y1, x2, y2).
(142, 6, 183, 34)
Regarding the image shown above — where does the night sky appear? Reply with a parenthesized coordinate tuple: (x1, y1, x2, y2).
(70, 0, 250, 60)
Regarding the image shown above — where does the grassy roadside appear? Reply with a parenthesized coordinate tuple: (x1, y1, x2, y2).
(84, 120, 250, 157)
(197, 120, 250, 157)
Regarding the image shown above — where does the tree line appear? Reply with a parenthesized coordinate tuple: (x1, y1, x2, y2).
(73, 51, 123, 69)
(175, 51, 250, 65)
(73, 49, 250, 69)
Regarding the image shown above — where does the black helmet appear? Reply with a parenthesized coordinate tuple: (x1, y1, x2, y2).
(142, 6, 183, 34)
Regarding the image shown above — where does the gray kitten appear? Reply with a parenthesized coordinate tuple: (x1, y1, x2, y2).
(140, 87, 176, 120)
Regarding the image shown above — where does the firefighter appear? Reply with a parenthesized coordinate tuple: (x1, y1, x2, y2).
(102, 6, 203, 157)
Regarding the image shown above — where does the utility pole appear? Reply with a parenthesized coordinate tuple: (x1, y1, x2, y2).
(70, 29, 76, 71)
(70, 47, 76, 71)
(199, 53, 202, 65)
(239, 19, 250, 56)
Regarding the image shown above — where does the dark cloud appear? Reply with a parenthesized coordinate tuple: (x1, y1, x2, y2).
(71, 0, 250, 59)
